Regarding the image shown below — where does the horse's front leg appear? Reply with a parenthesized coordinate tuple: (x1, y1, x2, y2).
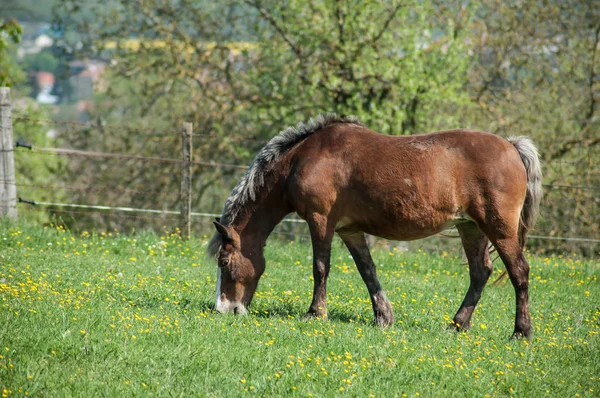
(305, 214, 335, 318)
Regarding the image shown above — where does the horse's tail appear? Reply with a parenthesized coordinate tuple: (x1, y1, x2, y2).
(508, 136, 543, 249)
(494, 136, 542, 284)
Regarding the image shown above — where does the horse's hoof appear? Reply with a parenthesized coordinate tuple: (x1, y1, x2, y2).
(447, 322, 460, 332)
(374, 306, 394, 328)
(304, 311, 327, 320)
(510, 330, 532, 340)
(374, 315, 393, 328)
(447, 321, 471, 332)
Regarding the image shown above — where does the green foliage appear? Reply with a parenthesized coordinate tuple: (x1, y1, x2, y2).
(238, 0, 472, 135)
(0, 18, 25, 87)
(0, 223, 599, 396)
(22, 49, 59, 73)
(0, 0, 57, 22)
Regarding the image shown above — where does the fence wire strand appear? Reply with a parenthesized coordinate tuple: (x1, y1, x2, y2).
(0, 180, 173, 197)
(14, 115, 267, 144)
(15, 146, 248, 170)
(18, 206, 181, 222)
(13, 115, 178, 138)
(15, 200, 307, 224)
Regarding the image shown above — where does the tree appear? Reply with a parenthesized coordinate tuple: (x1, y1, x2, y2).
(0, 18, 24, 87)
(0, 0, 57, 22)
(50, 0, 472, 231)
(232, 0, 472, 135)
(464, 0, 600, 254)
(51, 0, 599, 254)
(22, 50, 60, 74)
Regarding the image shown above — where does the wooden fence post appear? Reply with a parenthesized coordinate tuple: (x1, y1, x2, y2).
(0, 87, 17, 220)
(180, 122, 193, 239)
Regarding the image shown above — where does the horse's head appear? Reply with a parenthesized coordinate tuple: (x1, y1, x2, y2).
(211, 220, 265, 315)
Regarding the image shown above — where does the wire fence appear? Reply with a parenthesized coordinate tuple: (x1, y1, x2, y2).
(13, 115, 181, 138)
(13, 114, 268, 144)
(4, 105, 312, 242)
(17, 146, 248, 170)
(2, 107, 599, 254)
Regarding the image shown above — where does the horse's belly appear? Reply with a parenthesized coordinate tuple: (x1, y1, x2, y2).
(364, 218, 465, 241)
(335, 208, 468, 241)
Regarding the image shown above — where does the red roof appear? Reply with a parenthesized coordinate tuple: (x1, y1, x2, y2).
(36, 71, 55, 87)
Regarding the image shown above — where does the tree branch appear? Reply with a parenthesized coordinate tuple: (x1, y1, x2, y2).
(582, 24, 600, 131)
(244, 0, 310, 85)
(243, 0, 302, 60)
(351, 3, 404, 62)
(547, 137, 600, 161)
(548, 24, 600, 161)
(336, 0, 345, 47)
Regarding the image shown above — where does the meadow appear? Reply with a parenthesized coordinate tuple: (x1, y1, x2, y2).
(0, 222, 598, 397)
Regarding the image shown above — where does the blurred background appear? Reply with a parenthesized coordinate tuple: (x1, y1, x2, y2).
(0, 0, 598, 256)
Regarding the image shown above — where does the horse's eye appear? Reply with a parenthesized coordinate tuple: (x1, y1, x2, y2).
(219, 258, 230, 268)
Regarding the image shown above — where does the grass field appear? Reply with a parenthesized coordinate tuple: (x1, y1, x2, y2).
(0, 222, 599, 397)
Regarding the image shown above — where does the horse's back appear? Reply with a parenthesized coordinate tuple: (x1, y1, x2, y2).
(287, 124, 527, 240)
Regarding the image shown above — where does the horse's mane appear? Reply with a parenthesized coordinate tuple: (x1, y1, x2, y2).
(207, 113, 363, 257)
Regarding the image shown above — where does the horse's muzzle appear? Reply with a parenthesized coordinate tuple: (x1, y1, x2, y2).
(215, 297, 248, 315)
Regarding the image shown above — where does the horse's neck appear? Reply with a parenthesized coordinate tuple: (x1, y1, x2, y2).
(233, 179, 292, 254)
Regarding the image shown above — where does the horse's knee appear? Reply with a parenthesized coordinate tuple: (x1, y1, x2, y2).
(312, 260, 330, 281)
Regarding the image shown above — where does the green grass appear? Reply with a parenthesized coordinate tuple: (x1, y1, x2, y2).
(0, 222, 599, 397)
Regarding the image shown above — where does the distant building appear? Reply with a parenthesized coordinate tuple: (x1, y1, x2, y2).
(67, 60, 106, 100)
(35, 71, 59, 105)
(18, 30, 54, 58)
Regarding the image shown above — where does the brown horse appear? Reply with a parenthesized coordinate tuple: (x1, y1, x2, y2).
(208, 114, 542, 339)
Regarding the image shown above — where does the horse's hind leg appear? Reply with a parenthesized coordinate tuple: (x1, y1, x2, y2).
(486, 233, 532, 339)
(339, 233, 394, 327)
(451, 222, 494, 331)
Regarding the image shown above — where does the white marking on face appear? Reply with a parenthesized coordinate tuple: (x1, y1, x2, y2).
(215, 267, 222, 307)
(214, 267, 247, 315)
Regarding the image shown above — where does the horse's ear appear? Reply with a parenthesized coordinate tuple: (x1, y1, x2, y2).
(213, 221, 233, 241)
